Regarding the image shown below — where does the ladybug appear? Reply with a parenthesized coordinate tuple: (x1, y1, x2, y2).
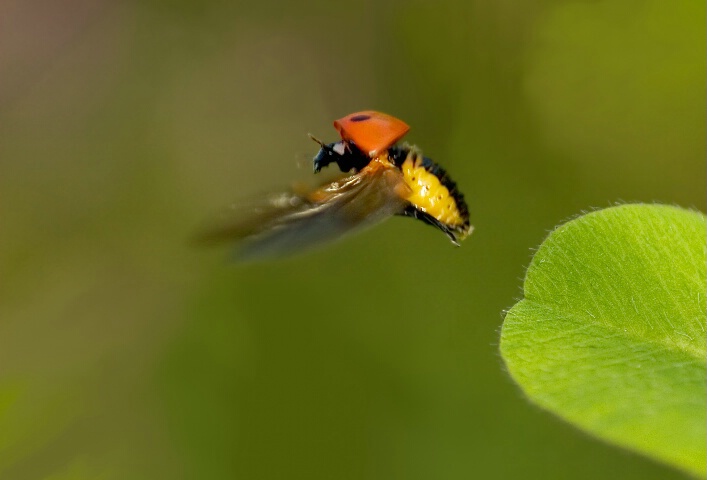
(199, 111, 472, 261)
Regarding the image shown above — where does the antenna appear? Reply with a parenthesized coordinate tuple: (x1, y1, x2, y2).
(308, 133, 327, 148)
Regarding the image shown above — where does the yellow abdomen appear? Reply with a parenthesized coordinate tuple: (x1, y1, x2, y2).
(400, 150, 467, 228)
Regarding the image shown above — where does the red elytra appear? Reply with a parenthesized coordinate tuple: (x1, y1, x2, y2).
(333, 111, 410, 157)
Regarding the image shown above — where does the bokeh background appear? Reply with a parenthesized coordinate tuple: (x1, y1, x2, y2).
(1, 0, 704, 479)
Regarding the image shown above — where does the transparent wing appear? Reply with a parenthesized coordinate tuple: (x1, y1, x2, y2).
(196, 166, 409, 262)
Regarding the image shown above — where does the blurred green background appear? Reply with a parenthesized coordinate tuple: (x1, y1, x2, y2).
(0, 0, 704, 479)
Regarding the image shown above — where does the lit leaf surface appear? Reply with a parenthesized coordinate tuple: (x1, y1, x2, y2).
(501, 204, 706, 477)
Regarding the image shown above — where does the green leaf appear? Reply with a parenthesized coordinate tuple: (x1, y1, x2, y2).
(500, 204, 706, 477)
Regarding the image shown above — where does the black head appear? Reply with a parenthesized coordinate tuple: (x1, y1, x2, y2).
(309, 135, 371, 173)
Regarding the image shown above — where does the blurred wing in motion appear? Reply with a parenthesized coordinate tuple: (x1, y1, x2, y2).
(196, 164, 410, 261)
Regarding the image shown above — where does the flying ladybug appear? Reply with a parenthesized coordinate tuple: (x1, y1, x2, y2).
(199, 111, 472, 261)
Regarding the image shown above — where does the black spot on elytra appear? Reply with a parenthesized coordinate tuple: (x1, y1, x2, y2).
(349, 114, 371, 122)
